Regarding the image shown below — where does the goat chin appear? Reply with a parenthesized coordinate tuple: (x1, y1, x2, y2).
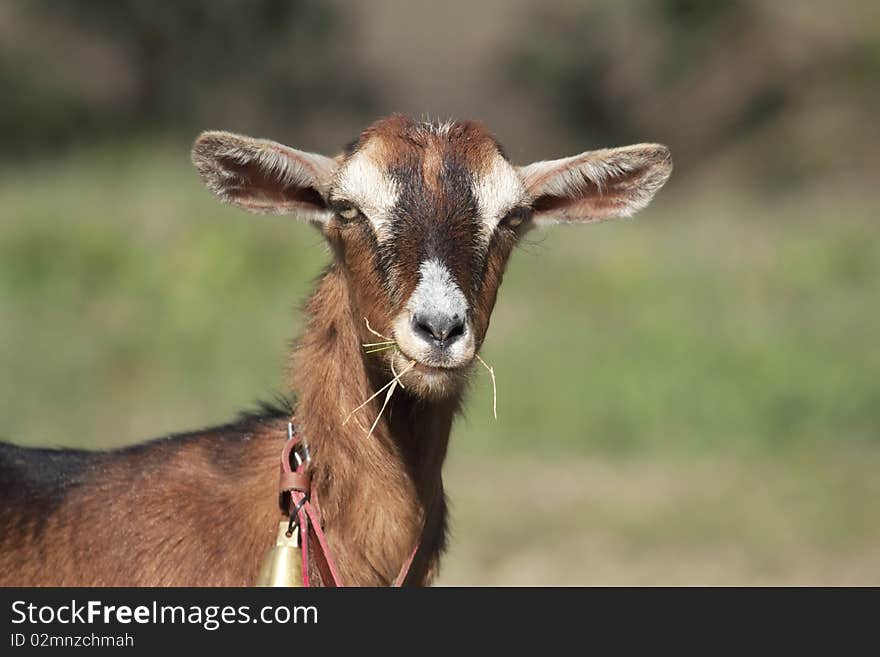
(388, 352, 471, 401)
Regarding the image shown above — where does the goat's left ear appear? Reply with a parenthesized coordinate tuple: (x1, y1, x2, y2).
(191, 131, 337, 223)
(517, 144, 672, 224)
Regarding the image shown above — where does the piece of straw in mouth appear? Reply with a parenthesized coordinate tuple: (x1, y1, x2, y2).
(362, 319, 397, 353)
(360, 316, 397, 354)
(364, 318, 392, 341)
(391, 357, 406, 389)
(474, 353, 498, 420)
(362, 359, 416, 438)
(343, 359, 416, 427)
(363, 344, 397, 354)
(369, 378, 398, 437)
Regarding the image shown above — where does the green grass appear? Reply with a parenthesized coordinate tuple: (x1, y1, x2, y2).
(1, 142, 878, 583)
(439, 446, 880, 584)
(1, 143, 326, 446)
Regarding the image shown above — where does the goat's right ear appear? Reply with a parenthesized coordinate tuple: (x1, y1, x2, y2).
(191, 131, 337, 222)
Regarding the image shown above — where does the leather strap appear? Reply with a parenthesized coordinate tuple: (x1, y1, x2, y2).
(278, 471, 311, 493)
(393, 543, 421, 587)
(278, 423, 421, 587)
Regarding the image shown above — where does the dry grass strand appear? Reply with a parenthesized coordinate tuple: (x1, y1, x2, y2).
(474, 353, 498, 420)
(343, 359, 417, 434)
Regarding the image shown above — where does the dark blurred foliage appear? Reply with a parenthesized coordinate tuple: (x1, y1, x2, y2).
(507, 0, 879, 185)
(1, 0, 877, 187)
(0, 0, 376, 156)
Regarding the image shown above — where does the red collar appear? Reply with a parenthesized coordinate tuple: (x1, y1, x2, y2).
(277, 422, 422, 587)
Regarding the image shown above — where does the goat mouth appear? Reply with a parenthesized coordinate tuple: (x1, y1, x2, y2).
(388, 349, 471, 400)
(393, 349, 470, 373)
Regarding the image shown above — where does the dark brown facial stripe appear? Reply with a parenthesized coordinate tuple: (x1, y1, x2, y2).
(335, 115, 512, 314)
(380, 150, 483, 305)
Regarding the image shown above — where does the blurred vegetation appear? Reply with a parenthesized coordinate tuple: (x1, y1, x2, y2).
(0, 0, 375, 157)
(508, 0, 880, 186)
(1, 1, 877, 583)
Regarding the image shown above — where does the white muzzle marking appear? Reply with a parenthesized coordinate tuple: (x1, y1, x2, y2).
(406, 259, 468, 320)
(392, 259, 474, 368)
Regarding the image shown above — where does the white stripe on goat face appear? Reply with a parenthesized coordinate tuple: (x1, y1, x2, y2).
(406, 259, 468, 321)
(471, 155, 528, 244)
(333, 150, 399, 241)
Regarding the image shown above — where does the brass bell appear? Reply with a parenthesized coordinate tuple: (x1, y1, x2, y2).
(256, 521, 304, 587)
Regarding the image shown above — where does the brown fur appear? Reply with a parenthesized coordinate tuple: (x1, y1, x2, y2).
(0, 418, 286, 585)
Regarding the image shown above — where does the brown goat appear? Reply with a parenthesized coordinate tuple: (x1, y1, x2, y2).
(0, 115, 671, 586)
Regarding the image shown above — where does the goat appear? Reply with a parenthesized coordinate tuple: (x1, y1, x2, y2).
(0, 115, 671, 585)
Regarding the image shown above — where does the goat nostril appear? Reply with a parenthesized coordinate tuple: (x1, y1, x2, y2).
(446, 319, 465, 341)
(412, 313, 466, 346)
(413, 316, 433, 340)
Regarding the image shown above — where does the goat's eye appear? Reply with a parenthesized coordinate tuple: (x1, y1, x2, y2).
(499, 207, 530, 229)
(334, 203, 362, 222)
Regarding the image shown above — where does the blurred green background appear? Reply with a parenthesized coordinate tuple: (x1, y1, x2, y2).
(1, 0, 878, 584)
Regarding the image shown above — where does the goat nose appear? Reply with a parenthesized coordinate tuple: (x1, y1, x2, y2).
(412, 312, 466, 346)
